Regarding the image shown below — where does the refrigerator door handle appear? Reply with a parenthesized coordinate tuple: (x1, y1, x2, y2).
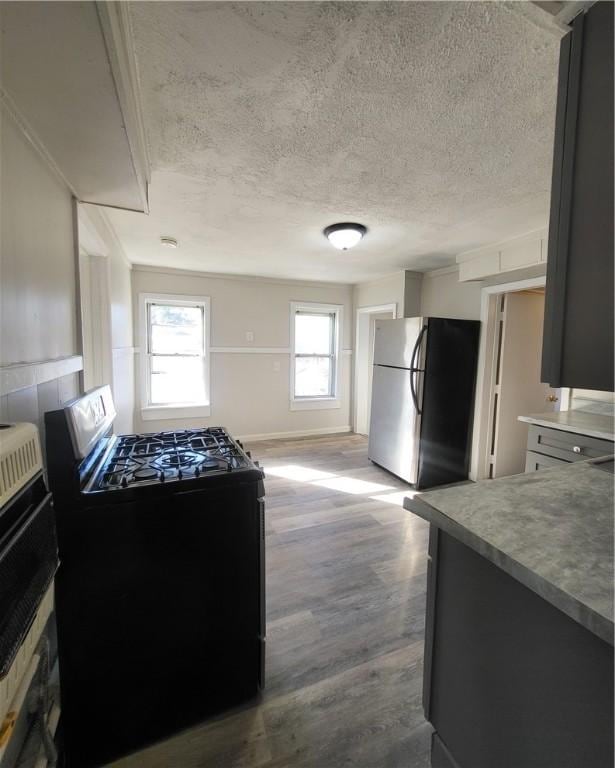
(410, 368, 421, 415)
(410, 325, 427, 373)
(409, 325, 427, 415)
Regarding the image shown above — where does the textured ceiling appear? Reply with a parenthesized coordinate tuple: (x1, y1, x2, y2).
(107, 1, 562, 283)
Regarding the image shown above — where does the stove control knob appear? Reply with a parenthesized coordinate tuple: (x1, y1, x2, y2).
(195, 466, 200, 477)
(160, 471, 165, 482)
(178, 469, 183, 479)
(121, 476, 128, 489)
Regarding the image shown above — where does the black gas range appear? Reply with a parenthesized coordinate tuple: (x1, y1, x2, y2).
(85, 426, 259, 495)
(45, 386, 266, 768)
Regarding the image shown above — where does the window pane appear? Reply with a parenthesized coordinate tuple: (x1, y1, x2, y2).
(295, 356, 331, 397)
(295, 313, 333, 355)
(150, 304, 203, 355)
(150, 356, 206, 404)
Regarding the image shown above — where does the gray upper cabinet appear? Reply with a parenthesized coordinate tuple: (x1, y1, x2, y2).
(542, 1, 614, 392)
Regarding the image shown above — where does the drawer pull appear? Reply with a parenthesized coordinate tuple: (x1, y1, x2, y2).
(573, 446, 582, 454)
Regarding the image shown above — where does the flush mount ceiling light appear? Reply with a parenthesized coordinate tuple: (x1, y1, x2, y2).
(160, 236, 179, 249)
(323, 222, 367, 250)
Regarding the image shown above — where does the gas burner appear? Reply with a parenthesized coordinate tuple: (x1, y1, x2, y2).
(133, 467, 158, 481)
(151, 448, 219, 472)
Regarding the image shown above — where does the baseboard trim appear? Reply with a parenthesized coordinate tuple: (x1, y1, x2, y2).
(431, 733, 463, 768)
(237, 426, 353, 442)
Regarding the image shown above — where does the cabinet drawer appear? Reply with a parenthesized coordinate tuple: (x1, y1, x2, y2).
(527, 424, 613, 462)
(525, 450, 569, 473)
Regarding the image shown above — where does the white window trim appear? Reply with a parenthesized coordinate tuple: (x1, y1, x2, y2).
(289, 301, 342, 411)
(139, 293, 211, 421)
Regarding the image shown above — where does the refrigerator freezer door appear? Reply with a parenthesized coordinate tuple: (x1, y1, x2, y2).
(368, 364, 421, 484)
(373, 317, 424, 369)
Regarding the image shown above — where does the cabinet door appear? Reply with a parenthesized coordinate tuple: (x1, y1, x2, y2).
(428, 530, 614, 768)
(542, 2, 614, 392)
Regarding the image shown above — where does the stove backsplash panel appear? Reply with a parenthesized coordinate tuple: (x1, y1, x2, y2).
(0, 373, 81, 464)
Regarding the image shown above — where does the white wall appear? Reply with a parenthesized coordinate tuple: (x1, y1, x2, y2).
(420, 262, 549, 322)
(0, 102, 135, 447)
(420, 266, 483, 320)
(403, 272, 423, 318)
(569, 388, 615, 416)
(353, 272, 405, 315)
(353, 270, 422, 318)
(131, 266, 353, 439)
(0, 102, 82, 453)
(1, 106, 77, 365)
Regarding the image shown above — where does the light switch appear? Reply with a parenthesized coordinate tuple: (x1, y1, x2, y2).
(273, 361, 281, 372)
(246, 331, 254, 342)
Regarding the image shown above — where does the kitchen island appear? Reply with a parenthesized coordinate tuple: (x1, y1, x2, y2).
(404, 457, 614, 768)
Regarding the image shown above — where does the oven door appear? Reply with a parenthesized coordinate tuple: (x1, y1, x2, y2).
(0, 481, 58, 682)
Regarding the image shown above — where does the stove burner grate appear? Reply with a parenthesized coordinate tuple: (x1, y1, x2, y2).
(95, 427, 249, 490)
(151, 448, 220, 471)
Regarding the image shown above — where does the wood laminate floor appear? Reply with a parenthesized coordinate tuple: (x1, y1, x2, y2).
(110, 434, 432, 768)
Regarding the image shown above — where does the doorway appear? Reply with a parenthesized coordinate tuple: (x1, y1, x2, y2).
(471, 277, 564, 480)
(354, 304, 397, 435)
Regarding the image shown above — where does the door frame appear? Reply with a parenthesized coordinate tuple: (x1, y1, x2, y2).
(353, 303, 397, 434)
(470, 276, 554, 481)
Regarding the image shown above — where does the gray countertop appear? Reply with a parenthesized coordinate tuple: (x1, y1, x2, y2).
(404, 458, 614, 645)
(518, 410, 614, 442)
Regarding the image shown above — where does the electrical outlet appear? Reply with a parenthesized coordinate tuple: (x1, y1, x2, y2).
(246, 331, 254, 342)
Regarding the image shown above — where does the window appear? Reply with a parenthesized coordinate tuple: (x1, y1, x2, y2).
(290, 302, 341, 410)
(139, 294, 210, 420)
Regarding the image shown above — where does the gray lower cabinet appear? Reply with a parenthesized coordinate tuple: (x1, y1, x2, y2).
(424, 527, 614, 768)
(525, 424, 614, 472)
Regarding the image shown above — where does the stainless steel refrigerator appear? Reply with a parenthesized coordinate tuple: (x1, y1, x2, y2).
(368, 317, 480, 489)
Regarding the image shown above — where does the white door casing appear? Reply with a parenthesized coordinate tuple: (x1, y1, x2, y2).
(470, 276, 547, 481)
(353, 303, 397, 435)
